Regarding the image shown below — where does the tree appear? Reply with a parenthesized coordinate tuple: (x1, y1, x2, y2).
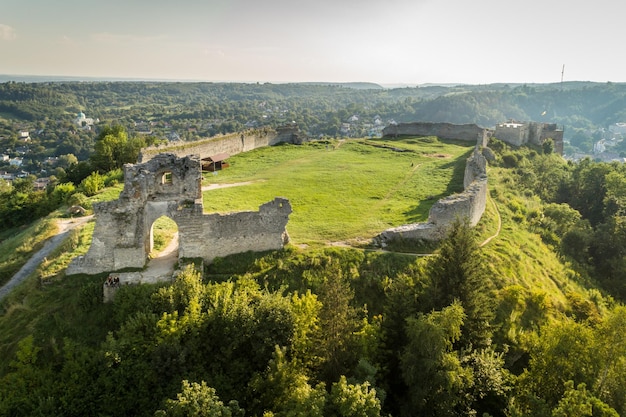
(290, 290, 322, 370)
(313, 261, 360, 385)
(57, 153, 78, 168)
(461, 348, 512, 417)
(603, 170, 626, 217)
(51, 182, 76, 205)
(552, 381, 618, 417)
(79, 171, 104, 196)
(91, 125, 145, 172)
(249, 345, 327, 417)
(328, 375, 381, 417)
(542, 138, 554, 155)
(155, 380, 244, 417)
(400, 302, 473, 416)
(519, 319, 597, 408)
(566, 160, 611, 226)
(593, 306, 626, 415)
(425, 220, 494, 348)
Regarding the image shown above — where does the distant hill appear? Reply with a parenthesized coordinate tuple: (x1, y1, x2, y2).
(298, 81, 384, 89)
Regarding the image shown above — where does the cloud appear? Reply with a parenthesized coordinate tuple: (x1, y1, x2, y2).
(0, 24, 17, 41)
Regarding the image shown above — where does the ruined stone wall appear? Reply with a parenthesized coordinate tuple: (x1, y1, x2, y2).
(139, 126, 301, 163)
(494, 123, 527, 146)
(67, 154, 291, 276)
(495, 121, 564, 155)
(376, 142, 488, 244)
(382, 122, 490, 147)
(538, 123, 564, 155)
(177, 198, 291, 262)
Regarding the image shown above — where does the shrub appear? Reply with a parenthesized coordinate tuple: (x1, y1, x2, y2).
(80, 172, 105, 196)
(66, 192, 92, 210)
(51, 182, 76, 205)
(502, 153, 519, 168)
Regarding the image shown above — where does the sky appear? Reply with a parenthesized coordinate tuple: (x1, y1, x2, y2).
(1, 0, 625, 85)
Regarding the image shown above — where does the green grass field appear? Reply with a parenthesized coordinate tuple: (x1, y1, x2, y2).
(202, 138, 474, 244)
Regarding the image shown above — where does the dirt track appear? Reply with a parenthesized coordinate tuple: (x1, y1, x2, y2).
(0, 216, 93, 301)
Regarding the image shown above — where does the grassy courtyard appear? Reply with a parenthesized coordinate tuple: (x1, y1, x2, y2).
(202, 137, 474, 244)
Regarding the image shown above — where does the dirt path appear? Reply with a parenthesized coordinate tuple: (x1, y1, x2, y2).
(141, 233, 179, 283)
(201, 180, 262, 191)
(0, 216, 93, 301)
(480, 194, 501, 247)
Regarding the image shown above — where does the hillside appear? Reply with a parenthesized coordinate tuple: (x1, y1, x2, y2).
(3, 80, 626, 175)
(0, 137, 624, 416)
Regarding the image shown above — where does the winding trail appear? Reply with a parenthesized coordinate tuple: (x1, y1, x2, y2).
(479, 194, 501, 247)
(0, 216, 93, 301)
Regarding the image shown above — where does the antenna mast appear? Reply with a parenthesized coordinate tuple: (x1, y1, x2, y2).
(561, 64, 565, 83)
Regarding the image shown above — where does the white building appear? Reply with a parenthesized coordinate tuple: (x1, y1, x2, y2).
(74, 111, 96, 127)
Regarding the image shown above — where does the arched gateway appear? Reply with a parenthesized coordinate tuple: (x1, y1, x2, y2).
(67, 154, 291, 276)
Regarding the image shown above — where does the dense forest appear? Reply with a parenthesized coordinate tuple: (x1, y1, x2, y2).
(2, 82, 626, 416)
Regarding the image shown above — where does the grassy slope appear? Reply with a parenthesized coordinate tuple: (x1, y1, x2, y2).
(476, 165, 603, 349)
(0, 138, 605, 372)
(0, 218, 58, 288)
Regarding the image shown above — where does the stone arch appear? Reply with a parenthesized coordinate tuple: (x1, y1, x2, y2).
(143, 201, 177, 255)
(66, 153, 292, 276)
(148, 214, 179, 259)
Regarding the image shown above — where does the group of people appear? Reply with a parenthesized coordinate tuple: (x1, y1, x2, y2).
(105, 275, 121, 287)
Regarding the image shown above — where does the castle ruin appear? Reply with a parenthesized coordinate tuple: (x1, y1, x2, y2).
(375, 121, 492, 244)
(139, 125, 302, 163)
(66, 153, 291, 276)
(494, 121, 564, 155)
(376, 145, 488, 244)
(382, 122, 491, 147)
(383, 120, 563, 155)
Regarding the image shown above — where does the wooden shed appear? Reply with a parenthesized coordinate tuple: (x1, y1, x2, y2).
(202, 153, 230, 172)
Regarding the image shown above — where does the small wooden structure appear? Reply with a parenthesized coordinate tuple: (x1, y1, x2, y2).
(202, 153, 230, 172)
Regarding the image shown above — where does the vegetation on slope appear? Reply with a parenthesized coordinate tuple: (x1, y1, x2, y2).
(0, 137, 625, 416)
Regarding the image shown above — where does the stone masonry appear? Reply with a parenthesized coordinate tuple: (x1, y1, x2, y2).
(494, 121, 564, 155)
(382, 122, 491, 147)
(376, 123, 489, 244)
(66, 153, 291, 276)
(138, 125, 302, 163)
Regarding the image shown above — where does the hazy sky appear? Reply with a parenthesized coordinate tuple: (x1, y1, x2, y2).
(1, 0, 624, 84)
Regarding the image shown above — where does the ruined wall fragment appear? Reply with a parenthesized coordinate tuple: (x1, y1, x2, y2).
(67, 153, 291, 276)
(376, 142, 489, 245)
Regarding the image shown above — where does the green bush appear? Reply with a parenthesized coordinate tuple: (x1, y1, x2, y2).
(80, 172, 105, 196)
(502, 153, 519, 168)
(66, 192, 92, 210)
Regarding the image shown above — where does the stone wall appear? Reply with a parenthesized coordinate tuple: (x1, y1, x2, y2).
(494, 121, 564, 154)
(493, 122, 527, 146)
(375, 140, 488, 244)
(66, 154, 291, 276)
(139, 126, 302, 163)
(382, 122, 491, 147)
(386, 120, 563, 156)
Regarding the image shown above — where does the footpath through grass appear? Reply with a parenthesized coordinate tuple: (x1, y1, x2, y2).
(203, 138, 474, 244)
